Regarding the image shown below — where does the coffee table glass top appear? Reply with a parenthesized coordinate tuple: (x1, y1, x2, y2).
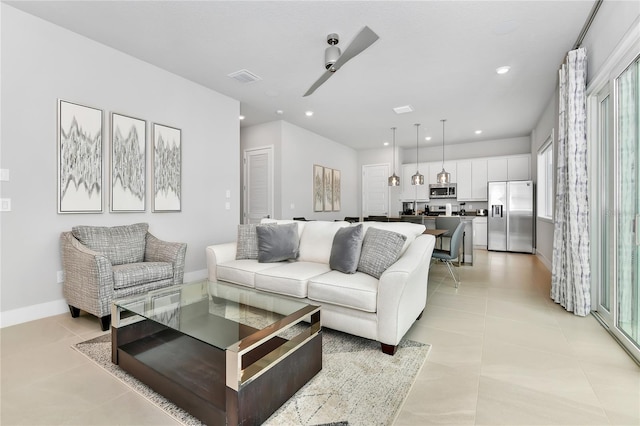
(113, 280, 316, 351)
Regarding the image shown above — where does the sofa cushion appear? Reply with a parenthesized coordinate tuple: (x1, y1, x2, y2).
(72, 223, 148, 265)
(217, 259, 282, 288)
(236, 224, 258, 260)
(112, 261, 173, 289)
(298, 221, 349, 264)
(359, 222, 425, 255)
(329, 224, 364, 274)
(256, 223, 299, 263)
(308, 270, 379, 313)
(357, 228, 407, 279)
(255, 261, 331, 298)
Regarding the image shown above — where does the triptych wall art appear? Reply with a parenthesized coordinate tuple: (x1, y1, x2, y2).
(313, 164, 341, 212)
(57, 99, 181, 214)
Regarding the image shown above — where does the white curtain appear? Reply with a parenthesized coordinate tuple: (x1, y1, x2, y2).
(551, 47, 591, 316)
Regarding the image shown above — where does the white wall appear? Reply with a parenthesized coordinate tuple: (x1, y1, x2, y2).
(401, 136, 531, 164)
(0, 5, 240, 325)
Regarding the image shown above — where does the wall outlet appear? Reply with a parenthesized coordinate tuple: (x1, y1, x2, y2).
(225, 189, 231, 198)
(57, 271, 64, 283)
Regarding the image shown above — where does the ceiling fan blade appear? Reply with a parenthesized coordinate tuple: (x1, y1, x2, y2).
(303, 26, 379, 97)
(332, 26, 379, 70)
(303, 69, 334, 97)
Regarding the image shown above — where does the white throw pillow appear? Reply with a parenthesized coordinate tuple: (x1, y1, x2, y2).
(298, 221, 349, 264)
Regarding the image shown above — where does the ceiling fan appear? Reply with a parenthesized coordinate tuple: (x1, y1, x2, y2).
(303, 26, 379, 97)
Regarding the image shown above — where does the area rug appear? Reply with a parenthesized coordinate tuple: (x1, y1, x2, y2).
(74, 330, 430, 426)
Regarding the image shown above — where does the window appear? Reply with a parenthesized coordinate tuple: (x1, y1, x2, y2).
(537, 132, 554, 220)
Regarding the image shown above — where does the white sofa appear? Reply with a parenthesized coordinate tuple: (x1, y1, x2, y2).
(205, 219, 435, 355)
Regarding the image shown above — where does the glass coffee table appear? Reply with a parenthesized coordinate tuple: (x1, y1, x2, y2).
(111, 280, 322, 425)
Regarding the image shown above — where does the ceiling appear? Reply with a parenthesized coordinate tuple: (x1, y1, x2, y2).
(6, 0, 596, 149)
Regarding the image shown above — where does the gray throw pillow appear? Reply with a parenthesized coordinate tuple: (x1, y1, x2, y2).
(72, 223, 148, 265)
(330, 224, 364, 274)
(357, 228, 407, 279)
(236, 224, 258, 260)
(256, 223, 299, 263)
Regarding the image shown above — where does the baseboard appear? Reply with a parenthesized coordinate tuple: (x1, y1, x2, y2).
(536, 250, 552, 271)
(0, 299, 68, 328)
(0, 268, 209, 329)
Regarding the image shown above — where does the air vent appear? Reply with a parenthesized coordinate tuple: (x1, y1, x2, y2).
(227, 69, 262, 84)
(393, 105, 414, 114)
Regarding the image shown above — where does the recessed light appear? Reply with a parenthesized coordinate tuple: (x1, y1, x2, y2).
(239, 115, 245, 120)
(383, 142, 389, 146)
(475, 130, 483, 134)
(496, 66, 511, 75)
(276, 110, 284, 115)
(305, 111, 314, 117)
(425, 136, 432, 141)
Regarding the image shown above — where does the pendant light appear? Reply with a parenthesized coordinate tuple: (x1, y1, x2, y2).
(436, 119, 450, 184)
(388, 127, 400, 186)
(411, 123, 424, 185)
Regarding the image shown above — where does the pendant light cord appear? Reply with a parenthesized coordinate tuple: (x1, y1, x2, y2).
(392, 127, 396, 174)
(415, 123, 420, 170)
(441, 119, 446, 168)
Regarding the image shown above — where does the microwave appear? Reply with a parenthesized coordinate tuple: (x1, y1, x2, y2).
(429, 183, 457, 199)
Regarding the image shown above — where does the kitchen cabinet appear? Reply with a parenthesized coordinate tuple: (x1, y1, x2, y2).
(474, 216, 487, 248)
(457, 159, 488, 201)
(507, 155, 531, 181)
(487, 155, 531, 182)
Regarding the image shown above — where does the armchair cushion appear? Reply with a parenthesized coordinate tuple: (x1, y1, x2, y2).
(72, 223, 148, 265)
(112, 262, 174, 289)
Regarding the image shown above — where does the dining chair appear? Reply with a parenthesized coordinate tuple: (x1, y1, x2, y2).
(431, 222, 466, 288)
(435, 216, 463, 265)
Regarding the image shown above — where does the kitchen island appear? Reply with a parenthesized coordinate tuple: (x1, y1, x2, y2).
(398, 215, 477, 264)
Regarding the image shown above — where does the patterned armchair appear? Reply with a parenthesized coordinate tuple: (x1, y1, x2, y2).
(60, 223, 187, 330)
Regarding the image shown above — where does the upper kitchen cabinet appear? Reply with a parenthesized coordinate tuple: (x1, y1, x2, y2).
(457, 159, 488, 201)
(487, 154, 531, 182)
(428, 161, 457, 185)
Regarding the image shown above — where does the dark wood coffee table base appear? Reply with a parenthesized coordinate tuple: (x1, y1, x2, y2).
(112, 319, 322, 426)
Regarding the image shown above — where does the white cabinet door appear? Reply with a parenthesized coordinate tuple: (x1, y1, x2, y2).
(487, 158, 508, 182)
(507, 155, 531, 180)
(456, 160, 472, 200)
(471, 159, 488, 200)
(474, 217, 487, 248)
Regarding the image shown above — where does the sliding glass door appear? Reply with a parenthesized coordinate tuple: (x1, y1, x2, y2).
(616, 58, 639, 348)
(592, 54, 640, 362)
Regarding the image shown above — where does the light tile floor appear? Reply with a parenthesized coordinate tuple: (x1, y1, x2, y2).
(1, 250, 638, 425)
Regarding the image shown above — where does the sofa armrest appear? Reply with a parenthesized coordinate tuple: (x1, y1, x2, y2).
(376, 234, 436, 346)
(206, 242, 238, 281)
(144, 232, 187, 285)
(60, 232, 115, 318)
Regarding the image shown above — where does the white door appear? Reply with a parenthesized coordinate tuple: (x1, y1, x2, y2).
(362, 164, 389, 217)
(244, 147, 273, 224)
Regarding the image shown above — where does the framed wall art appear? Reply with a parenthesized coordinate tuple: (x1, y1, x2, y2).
(313, 164, 324, 212)
(152, 123, 181, 212)
(332, 169, 341, 211)
(323, 167, 333, 212)
(111, 113, 146, 212)
(57, 99, 103, 213)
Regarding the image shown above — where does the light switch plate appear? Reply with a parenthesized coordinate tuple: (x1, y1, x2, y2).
(0, 198, 11, 211)
(0, 169, 9, 181)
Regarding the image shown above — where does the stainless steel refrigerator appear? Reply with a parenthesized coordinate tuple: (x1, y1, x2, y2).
(487, 180, 534, 253)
